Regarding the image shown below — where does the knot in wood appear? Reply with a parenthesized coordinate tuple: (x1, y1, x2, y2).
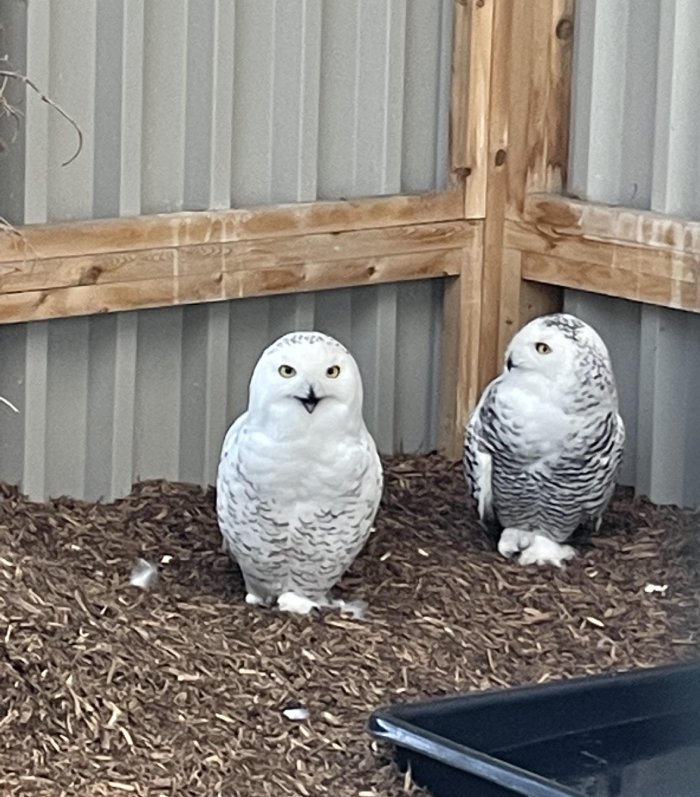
(556, 18, 573, 41)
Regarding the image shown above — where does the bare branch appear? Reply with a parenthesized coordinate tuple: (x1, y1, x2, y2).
(0, 76, 23, 145)
(0, 214, 38, 261)
(0, 69, 83, 166)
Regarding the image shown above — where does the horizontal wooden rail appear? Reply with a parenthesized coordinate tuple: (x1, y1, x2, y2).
(0, 213, 480, 323)
(0, 190, 466, 265)
(505, 193, 700, 313)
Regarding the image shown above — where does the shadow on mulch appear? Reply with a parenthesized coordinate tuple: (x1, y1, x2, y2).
(1, 453, 699, 796)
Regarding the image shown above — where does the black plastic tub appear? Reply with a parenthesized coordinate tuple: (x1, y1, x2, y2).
(369, 662, 700, 797)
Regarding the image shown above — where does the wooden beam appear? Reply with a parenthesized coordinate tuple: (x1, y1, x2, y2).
(477, 0, 512, 395)
(474, 0, 573, 396)
(0, 189, 464, 264)
(506, 194, 700, 312)
(450, 0, 472, 181)
(505, 0, 574, 219)
(439, 221, 484, 457)
(461, 0, 496, 218)
(0, 221, 473, 294)
(0, 220, 481, 323)
(524, 192, 700, 254)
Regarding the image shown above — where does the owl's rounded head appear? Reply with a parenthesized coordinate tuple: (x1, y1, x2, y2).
(504, 313, 616, 394)
(248, 331, 365, 430)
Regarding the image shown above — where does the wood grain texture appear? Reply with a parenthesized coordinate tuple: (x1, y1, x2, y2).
(439, 222, 484, 457)
(0, 190, 464, 264)
(0, 221, 479, 323)
(508, 194, 700, 312)
(450, 0, 471, 178)
(525, 193, 700, 254)
(462, 0, 495, 218)
(475, 0, 573, 394)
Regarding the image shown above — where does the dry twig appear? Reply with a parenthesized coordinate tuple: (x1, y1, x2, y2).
(0, 68, 83, 166)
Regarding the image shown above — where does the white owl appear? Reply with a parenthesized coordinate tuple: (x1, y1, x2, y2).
(464, 313, 625, 567)
(216, 331, 383, 614)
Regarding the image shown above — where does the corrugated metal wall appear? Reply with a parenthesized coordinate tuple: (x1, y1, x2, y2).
(0, 1, 453, 500)
(567, 0, 700, 507)
(0, 0, 452, 222)
(0, 283, 444, 500)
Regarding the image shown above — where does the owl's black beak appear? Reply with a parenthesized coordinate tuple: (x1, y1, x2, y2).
(506, 355, 515, 371)
(296, 386, 320, 414)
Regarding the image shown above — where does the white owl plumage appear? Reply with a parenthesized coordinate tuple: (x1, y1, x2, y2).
(216, 331, 382, 614)
(464, 313, 625, 567)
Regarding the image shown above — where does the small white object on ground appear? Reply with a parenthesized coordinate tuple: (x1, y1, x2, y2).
(282, 707, 309, 721)
(335, 598, 368, 620)
(277, 592, 318, 615)
(498, 528, 575, 567)
(130, 558, 158, 589)
(644, 583, 668, 594)
(160, 554, 173, 564)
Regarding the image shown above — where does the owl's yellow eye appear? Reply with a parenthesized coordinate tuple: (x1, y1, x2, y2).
(535, 342, 552, 355)
(326, 365, 341, 379)
(278, 364, 297, 378)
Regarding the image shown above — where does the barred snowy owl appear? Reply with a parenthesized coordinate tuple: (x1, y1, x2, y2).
(464, 313, 625, 567)
(216, 331, 383, 614)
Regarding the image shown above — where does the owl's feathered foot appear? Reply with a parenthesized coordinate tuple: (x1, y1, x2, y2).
(245, 592, 270, 607)
(275, 592, 368, 618)
(498, 527, 575, 567)
(277, 592, 322, 615)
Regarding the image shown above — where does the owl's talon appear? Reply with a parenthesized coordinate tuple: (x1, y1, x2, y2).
(245, 592, 265, 606)
(517, 535, 576, 568)
(277, 592, 320, 615)
(498, 528, 533, 559)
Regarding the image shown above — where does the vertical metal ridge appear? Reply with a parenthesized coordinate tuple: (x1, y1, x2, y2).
(651, 0, 700, 216)
(119, 0, 144, 216)
(0, 2, 453, 499)
(46, 0, 96, 222)
(141, 0, 188, 214)
(208, 0, 236, 209)
(0, 0, 29, 225)
(202, 304, 232, 486)
(230, 0, 276, 206)
(23, 1, 50, 224)
(568, 0, 700, 505)
(93, 2, 124, 219)
(111, 312, 138, 498)
(0, 323, 27, 487)
(133, 308, 184, 483)
(22, 322, 49, 497)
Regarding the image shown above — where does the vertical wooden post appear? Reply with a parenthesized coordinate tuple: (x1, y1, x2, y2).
(439, 224, 483, 457)
(439, 0, 495, 456)
(439, 0, 574, 457)
(477, 0, 575, 396)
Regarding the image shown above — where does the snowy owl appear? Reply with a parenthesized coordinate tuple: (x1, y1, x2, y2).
(216, 331, 383, 615)
(464, 313, 625, 567)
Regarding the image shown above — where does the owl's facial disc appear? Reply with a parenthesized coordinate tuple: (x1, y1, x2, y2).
(295, 385, 321, 414)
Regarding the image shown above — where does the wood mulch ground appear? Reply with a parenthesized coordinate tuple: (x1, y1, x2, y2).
(1, 453, 699, 796)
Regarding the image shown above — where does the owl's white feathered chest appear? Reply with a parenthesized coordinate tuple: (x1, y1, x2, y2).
(216, 411, 382, 597)
(222, 420, 373, 500)
(492, 379, 581, 462)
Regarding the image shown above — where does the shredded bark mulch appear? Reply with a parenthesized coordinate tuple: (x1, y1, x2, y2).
(1, 453, 699, 796)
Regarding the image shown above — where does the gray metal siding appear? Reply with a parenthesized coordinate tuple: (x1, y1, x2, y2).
(0, 282, 445, 500)
(0, 0, 453, 223)
(0, 2, 453, 500)
(568, 0, 700, 507)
